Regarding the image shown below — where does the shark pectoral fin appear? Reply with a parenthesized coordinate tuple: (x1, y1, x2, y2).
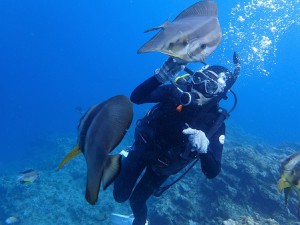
(277, 178, 291, 191)
(284, 187, 292, 205)
(102, 154, 122, 190)
(57, 145, 81, 171)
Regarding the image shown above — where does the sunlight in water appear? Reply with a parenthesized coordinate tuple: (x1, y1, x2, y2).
(221, 0, 300, 76)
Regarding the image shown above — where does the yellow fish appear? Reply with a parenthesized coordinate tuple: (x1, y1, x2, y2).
(17, 169, 38, 183)
(278, 152, 300, 217)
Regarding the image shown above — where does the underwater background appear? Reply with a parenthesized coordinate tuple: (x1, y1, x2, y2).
(0, 0, 299, 224)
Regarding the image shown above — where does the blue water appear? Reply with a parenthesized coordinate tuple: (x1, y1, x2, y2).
(233, 26, 300, 143)
(1, 0, 299, 161)
(0, 0, 299, 224)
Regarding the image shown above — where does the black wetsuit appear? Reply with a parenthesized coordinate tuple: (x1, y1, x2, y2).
(113, 76, 225, 225)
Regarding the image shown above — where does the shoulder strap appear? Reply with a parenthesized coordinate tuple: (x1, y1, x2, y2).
(206, 107, 229, 139)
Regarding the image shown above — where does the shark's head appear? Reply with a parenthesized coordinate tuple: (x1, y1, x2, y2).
(187, 31, 222, 62)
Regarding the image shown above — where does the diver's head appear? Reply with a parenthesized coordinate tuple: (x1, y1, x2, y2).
(190, 53, 240, 106)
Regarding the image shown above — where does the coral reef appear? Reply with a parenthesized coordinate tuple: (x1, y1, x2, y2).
(0, 128, 299, 224)
(222, 214, 280, 225)
(147, 129, 299, 225)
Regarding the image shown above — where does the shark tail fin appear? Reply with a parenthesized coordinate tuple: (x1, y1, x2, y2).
(57, 145, 81, 171)
(102, 154, 122, 190)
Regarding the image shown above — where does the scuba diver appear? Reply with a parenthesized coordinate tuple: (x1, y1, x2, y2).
(113, 52, 241, 225)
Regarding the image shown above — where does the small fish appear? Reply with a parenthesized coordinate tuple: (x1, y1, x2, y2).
(277, 152, 300, 217)
(17, 169, 38, 183)
(75, 106, 84, 114)
(137, 1, 222, 62)
(5, 216, 19, 224)
(57, 95, 133, 205)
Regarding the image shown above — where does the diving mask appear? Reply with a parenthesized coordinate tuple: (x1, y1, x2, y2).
(192, 69, 226, 97)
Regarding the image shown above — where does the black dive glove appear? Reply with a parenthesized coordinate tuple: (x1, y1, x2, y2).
(155, 57, 186, 83)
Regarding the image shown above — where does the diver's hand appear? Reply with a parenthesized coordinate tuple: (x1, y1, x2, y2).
(182, 128, 209, 154)
(155, 57, 186, 83)
(233, 52, 240, 66)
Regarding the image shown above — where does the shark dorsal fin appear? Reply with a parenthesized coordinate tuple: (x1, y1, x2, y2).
(144, 19, 170, 33)
(174, 1, 218, 22)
